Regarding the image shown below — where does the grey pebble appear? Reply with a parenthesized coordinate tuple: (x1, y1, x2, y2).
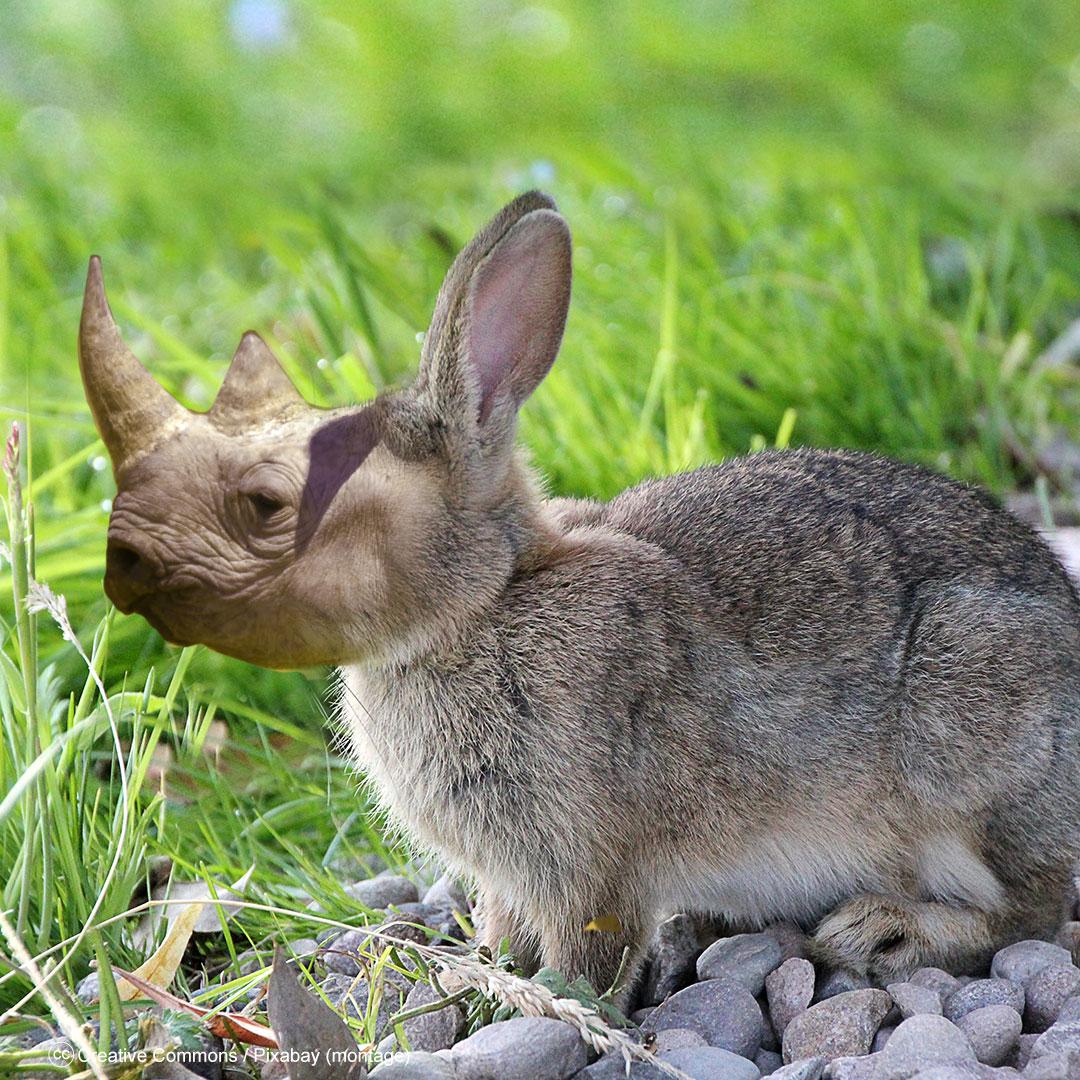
(909, 969, 962, 999)
(451, 1017, 586, 1080)
(943, 980, 1025, 1023)
(1030, 1016, 1080, 1056)
(422, 874, 471, 912)
(768, 1061, 825, 1080)
(1009, 1033, 1038, 1070)
(1022, 964, 1080, 1033)
(369, 1051, 457, 1079)
(872, 1026, 896, 1053)
(767, 959, 816, 1037)
(644, 978, 765, 1059)
(761, 923, 809, 963)
(991, 941, 1073, 987)
(400, 982, 465, 1053)
(814, 971, 873, 1003)
(888, 981, 944, 1019)
(755, 1048, 783, 1075)
(877, 1015, 976, 1079)
(654, 1028, 708, 1052)
(781, 989, 892, 1064)
(822, 1053, 880, 1079)
(903, 1069, 984, 1080)
(956, 1005, 1022, 1066)
(345, 874, 420, 909)
(658, 1045, 762, 1079)
(697, 934, 784, 996)
(1023, 1052, 1080, 1080)
(1060, 996, 1080, 1024)
(645, 913, 703, 1005)
(76, 971, 100, 1003)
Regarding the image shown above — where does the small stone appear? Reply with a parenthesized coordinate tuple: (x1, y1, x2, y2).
(761, 923, 809, 963)
(876, 1015, 975, 1079)
(871, 1026, 894, 1053)
(369, 1051, 456, 1079)
(451, 1017, 585, 1080)
(956, 1004, 1021, 1066)
(644, 978, 765, 1058)
(644, 914, 702, 1005)
(822, 1054, 879, 1080)
(1030, 1016, 1080, 1056)
(769, 1061, 825, 1080)
(1009, 1032, 1038, 1069)
(658, 1045, 762, 1079)
(991, 941, 1072, 987)
(767, 959, 816, 1038)
(887, 981, 943, 1019)
(781, 989, 892, 1064)
(1024, 1052, 1080, 1080)
(697, 934, 784, 996)
(1022, 964, 1080, 1033)
(943, 979, 1024, 1023)
(755, 1048, 783, 1075)
(909, 968, 961, 999)
(400, 982, 465, 1053)
(654, 1028, 707, 1052)
(632, 1008, 655, 1025)
(1060, 996, 1080, 1024)
(899, 1069, 982, 1080)
(813, 971, 872, 1003)
(345, 874, 420, 910)
(422, 875, 471, 912)
(76, 971, 100, 1004)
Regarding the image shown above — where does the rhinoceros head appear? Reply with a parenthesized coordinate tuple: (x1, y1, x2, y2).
(79, 192, 571, 668)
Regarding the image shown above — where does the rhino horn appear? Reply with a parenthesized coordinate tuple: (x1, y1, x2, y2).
(79, 256, 187, 471)
(210, 331, 306, 424)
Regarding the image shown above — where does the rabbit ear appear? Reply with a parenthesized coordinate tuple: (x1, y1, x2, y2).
(420, 192, 572, 429)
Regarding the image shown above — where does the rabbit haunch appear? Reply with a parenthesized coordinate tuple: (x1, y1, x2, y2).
(80, 191, 1080, 999)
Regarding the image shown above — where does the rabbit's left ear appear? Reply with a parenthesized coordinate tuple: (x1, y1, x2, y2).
(419, 192, 572, 429)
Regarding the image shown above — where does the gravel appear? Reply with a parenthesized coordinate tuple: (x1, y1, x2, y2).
(954, 1004, 1021, 1065)
(1022, 963, 1080, 1032)
(766, 959, 816, 1038)
(781, 990, 892, 1063)
(251, 872, 1080, 1080)
(451, 1017, 586, 1080)
(696, 934, 784, 996)
(874, 1015, 976, 1079)
(941, 979, 1024, 1023)
(643, 978, 765, 1058)
(344, 874, 421, 909)
(990, 940, 1073, 986)
(644, 913, 703, 1005)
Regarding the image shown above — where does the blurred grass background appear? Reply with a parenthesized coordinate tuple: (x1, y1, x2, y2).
(3, 0, 1080, 1019)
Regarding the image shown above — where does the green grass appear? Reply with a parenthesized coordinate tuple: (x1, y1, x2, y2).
(2, 0, 1080, 1063)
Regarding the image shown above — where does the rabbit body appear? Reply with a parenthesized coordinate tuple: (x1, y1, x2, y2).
(340, 446, 1080, 991)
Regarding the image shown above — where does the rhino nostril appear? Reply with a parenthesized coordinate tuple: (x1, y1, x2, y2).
(105, 540, 158, 599)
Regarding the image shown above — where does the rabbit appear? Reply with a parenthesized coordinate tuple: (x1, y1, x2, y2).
(80, 191, 1080, 1001)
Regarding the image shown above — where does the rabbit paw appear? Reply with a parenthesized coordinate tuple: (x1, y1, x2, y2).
(811, 894, 922, 982)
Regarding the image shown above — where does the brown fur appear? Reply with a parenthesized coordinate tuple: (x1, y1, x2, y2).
(80, 193, 1080, 999)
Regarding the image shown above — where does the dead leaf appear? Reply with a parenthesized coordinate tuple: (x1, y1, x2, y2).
(584, 914, 623, 934)
(267, 948, 366, 1080)
(113, 967, 278, 1048)
(132, 866, 254, 951)
(122, 867, 254, 999)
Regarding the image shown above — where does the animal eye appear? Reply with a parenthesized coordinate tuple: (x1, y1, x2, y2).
(247, 491, 286, 518)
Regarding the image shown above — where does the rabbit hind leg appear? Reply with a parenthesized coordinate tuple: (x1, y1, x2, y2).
(810, 892, 998, 981)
